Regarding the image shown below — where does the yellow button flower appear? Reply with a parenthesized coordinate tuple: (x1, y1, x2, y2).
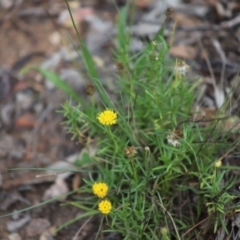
(92, 182, 108, 198)
(97, 109, 117, 126)
(98, 199, 112, 215)
(215, 159, 222, 168)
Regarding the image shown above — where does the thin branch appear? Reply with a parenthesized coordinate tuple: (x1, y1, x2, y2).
(181, 217, 209, 238)
(73, 215, 94, 240)
(145, 193, 181, 240)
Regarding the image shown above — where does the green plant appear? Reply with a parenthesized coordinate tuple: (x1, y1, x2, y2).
(13, 3, 240, 240)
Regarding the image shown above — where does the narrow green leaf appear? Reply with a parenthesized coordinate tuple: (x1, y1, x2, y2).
(22, 66, 82, 102)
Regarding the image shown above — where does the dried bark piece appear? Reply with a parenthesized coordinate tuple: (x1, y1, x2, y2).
(14, 113, 36, 128)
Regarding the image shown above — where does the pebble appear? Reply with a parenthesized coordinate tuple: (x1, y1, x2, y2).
(8, 233, 22, 240)
(39, 232, 54, 240)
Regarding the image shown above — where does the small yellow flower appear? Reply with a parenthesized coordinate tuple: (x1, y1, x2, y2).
(97, 109, 117, 126)
(160, 227, 170, 240)
(215, 159, 222, 168)
(98, 199, 112, 215)
(152, 40, 157, 46)
(92, 182, 108, 198)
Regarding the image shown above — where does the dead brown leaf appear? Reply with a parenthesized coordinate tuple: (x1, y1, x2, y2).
(175, 12, 202, 27)
(192, 107, 219, 126)
(72, 173, 82, 191)
(135, 0, 155, 9)
(170, 45, 196, 59)
(14, 113, 36, 128)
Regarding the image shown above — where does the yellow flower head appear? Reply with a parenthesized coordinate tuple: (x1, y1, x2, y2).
(98, 199, 112, 215)
(97, 109, 117, 126)
(215, 159, 222, 168)
(92, 182, 108, 198)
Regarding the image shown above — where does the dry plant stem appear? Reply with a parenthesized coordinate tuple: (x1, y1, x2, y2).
(169, 19, 178, 48)
(156, 201, 180, 240)
(196, 119, 220, 156)
(199, 41, 217, 89)
(35, 173, 57, 178)
(145, 194, 181, 240)
(177, 116, 229, 129)
(227, 227, 233, 240)
(218, 144, 238, 162)
(211, 39, 226, 89)
(187, 195, 196, 229)
(72, 215, 93, 240)
(181, 217, 209, 238)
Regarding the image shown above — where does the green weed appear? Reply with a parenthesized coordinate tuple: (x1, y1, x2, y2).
(12, 3, 240, 240)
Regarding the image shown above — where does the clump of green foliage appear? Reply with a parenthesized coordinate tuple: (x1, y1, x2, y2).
(25, 3, 240, 240)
